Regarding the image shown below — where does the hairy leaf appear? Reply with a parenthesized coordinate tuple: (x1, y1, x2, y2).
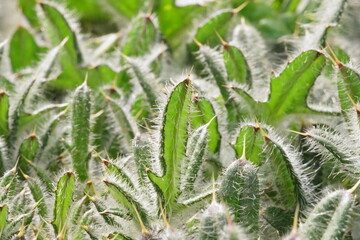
(220, 159, 259, 235)
(148, 79, 192, 211)
(53, 172, 75, 237)
(71, 81, 91, 182)
(299, 190, 354, 240)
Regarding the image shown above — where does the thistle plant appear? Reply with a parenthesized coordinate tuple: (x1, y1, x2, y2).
(0, 0, 359, 239)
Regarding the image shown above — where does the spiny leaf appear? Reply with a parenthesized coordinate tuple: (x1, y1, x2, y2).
(0, 91, 9, 138)
(0, 137, 7, 175)
(17, 133, 39, 179)
(233, 124, 265, 166)
(133, 137, 153, 188)
(223, 44, 252, 87)
(264, 132, 310, 209)
(103, 179, 150, 227)
(39, 1, 83, 84)
(18, 103, 67, 127)
(123, 56, 159, 108)
(266, 50, 326, 119)
(52, 171, 75, 237)
(108, 98, 136, 147)
(9, 79, 36, 145)
(101, 159, 136, 190)
(220, 159, 259, 236)
(34, 37, 68, 80)
(299, 189, 354, 240)
(90, 197, 126, 227)
(337, 65, 360, 116)
(27, 178, 48, 218)
(199, 200, 227, 240)
(189, 10, 237, 53)
(300, 0, 346, 50)
(0, 169, 18, 202)
(36, 108, 67, 160)
(198, 46, 240, 128)
(30, 163, 55, 193)
(71, 81, 91, 182)
(148, 78, 192, 212)
(181, 123, 208, 194)
(221, 223, 249, 240)
(9, 26, 45, 72)
(122, 14, 159, 57)
(193, 97, 221, 154)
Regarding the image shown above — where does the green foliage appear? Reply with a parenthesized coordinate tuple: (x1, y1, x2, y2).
(0, 0, 359, 239)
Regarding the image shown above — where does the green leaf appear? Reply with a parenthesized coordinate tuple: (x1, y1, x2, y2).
(133, 137, 153, 188)
(27, 178, 48, 218)
(103, 179, 150, 227)
(299, 190, 354, 240)
(90, 197, 126, 227)
(300, 0, 346, 49)
(181, 123, 208, 194)
(34, 37, 68, 80)
(264, 130, 310, 209)
(17, 134, 39, 179)
(122, 15, 158, 57)
(52, 171, 76, 237)
(148, 79, 192, 212)
(199, 200, 227, 240)
(0, 91, 9, 138)
(29, 163, 55, 193)
(220, 159, 259, 235)
(105, 0, 142, 19)
(71, 81, 91, 182)
(39, 2, 83, 84)
(123, 56, 159, 108)
(36, 108, 68, 160)
(189, 10, 234, 53)
(263, 207, 293, 235)
(18, 0, 40, 28)
(337, 65, 360, 115)
(155, 0, 205, 49)
(0, 173, 17, 203)
(266, 50, 326, 119)
(193, 97, 221, 154)
(108, 98, 136, 147)
(9, 80, 36, 145)
(9, 26, 45, 71)
(223, 44, 252, 86)
(0, 204, 7, 237)
(101, 159, 135, 190)
(233, 124, 265, 166)
(0, 138, 7, 175)
(198, 46, 240, 127)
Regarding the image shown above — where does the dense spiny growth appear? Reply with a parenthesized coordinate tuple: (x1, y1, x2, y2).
(0, 0, 359, 239)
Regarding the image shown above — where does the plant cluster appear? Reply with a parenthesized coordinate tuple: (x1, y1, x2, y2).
(0, 0, 359, 239)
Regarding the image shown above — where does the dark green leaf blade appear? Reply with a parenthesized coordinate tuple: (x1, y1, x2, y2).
(52, 171, 76, 237)
(266, 50, 326, 120)
(299, 190, 354, 240)
(223, 44, 252, 86)
(148, 78, 192, 211)
(71, 81, 91, 182)
(0, 91, 9, 138)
